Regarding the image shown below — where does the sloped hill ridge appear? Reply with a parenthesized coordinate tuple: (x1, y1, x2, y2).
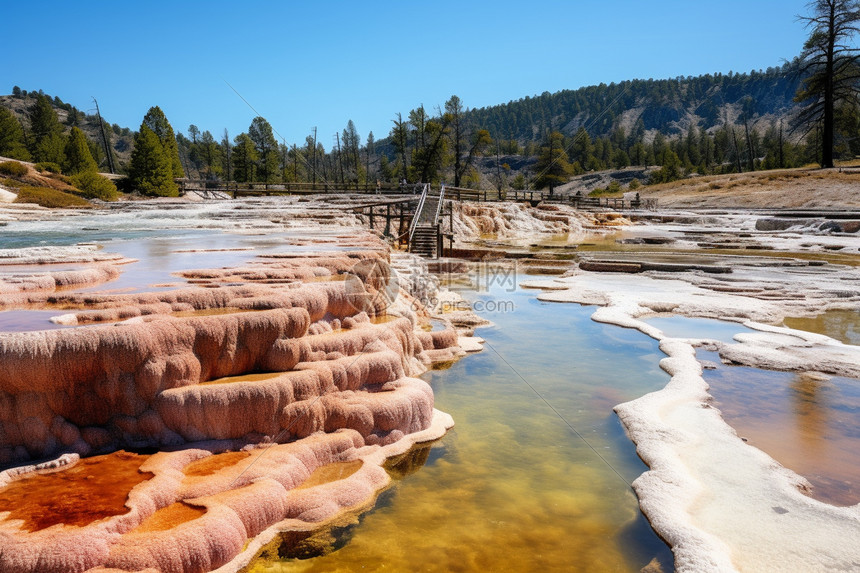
(0, 92, 133, 171)
(467, 65, 800, 141)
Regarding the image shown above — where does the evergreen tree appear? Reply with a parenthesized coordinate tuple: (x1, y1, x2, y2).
(28, 93, 66, 164)
(409, 108, 449, 184)
(390, 113, 409, 182)
(198, 130, 221, 178)
(141, 106, 184, 178)
(221, 129, 232, 182)
(365, 131, 376, 181)
(128, 125, 178, 196)
(28, 93, 63, 143)
(248, 117, 278, 182)
(34, 132, 67, 166)
(444, 95, 491, 187)
(794, 0, 860, 167)
(0, 107, 31, 160)
(444, 95, 466, 186)
(650, 149, 683, 183)
(63, 127, 97, 175)
(569, 127, 595, 169)
(533, 131, 573, 190)
(342, 119, 361, 182)
(232, 133, 258, 182)
(612, 148, 630, 169)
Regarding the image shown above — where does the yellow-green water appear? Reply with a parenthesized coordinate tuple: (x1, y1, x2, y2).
(784, 310, 860, 346)
(246, 278, 674, 572)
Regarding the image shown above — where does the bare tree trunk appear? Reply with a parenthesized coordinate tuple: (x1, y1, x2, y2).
(744, 118, 755, 171)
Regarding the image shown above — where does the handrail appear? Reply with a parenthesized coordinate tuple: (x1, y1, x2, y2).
(408, 183, 430, 243)
(434, 184, 446, 226)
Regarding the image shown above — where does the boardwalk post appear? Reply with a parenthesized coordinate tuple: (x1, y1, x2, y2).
(399, 203, 406, 246)
(385, 203, 391, 236)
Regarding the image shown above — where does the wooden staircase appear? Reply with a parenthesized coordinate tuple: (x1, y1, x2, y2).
(408, 184, 444, 258)
(409, 226, 439, 257)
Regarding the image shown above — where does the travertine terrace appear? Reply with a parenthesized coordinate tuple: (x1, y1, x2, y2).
(0, 212, 475, 573)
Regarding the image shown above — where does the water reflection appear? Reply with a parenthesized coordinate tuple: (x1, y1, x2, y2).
(700, 350, 860, 506)
(0, 309, 78, 332)
(245, 279, 674, 572)
(642, 315, 753, 345)
(784, 310, 860, 346)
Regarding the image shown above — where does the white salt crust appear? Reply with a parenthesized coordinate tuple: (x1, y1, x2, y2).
(523, 269, 860, 572)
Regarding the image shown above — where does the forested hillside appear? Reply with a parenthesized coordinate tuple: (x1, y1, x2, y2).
(3, 58, 858, 196)
(467, 65, 802, 143)
(0, 88, 132, 172)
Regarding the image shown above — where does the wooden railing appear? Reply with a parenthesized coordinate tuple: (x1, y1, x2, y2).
(176, 178, 656, 210)
(444, 186, 503, 202)
(177, 179, 413, 198)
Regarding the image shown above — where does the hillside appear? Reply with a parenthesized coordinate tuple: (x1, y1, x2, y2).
(638, 167, 860, 209)
(0, 92, 133, 172)
(466, 64, 802, 142)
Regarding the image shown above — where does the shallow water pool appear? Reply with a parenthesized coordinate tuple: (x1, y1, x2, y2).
(698, 349, 860, 507)
(248, 277, 674, 572)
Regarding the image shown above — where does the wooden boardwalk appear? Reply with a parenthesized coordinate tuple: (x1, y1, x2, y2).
(178, 179, 419, 198)
(177, 179, 656, 210)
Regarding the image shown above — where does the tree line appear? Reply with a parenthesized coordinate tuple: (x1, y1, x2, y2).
(3, 1, 857, 196)
(0, 92, 118, 199)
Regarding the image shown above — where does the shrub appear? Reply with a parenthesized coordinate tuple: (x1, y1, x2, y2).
(35, 161, 62, 174)
(0, 161, 28, 177)
(628, 178, 641, 190)
(0, 177, 24, 189)
(13, 186, 92, 208)
(511, 173, 526, 190)
(47, 173, 72, 185)
(70, 171, 118, 201)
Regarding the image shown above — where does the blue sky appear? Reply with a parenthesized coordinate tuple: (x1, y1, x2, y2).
(7, 0, 810, 148)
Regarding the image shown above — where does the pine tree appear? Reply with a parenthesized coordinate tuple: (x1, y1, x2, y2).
(444, 95, 466, 186)
(794, 0, 860, 167)
(569, 127, 594, 169)
(390, 113, 409, 182)
(28, 93, 63, 143)
(341, 119, 361, 183)
(34, 132, 67, 166)
(365, 131, 376, 181)
(221, 129, 233, 182)
(141, 106, 184, 178)
(128, 125, 178, 196)
(650, 149, 682, 184)
(0, 107, 31, 161)
(232, 133, 258, 183)
(533, 131, 573, 190)
(199, 130, 221, 178)
(248, 117, 278, 182)
(28, 93, 66, 164)
(63, 127, 98, 175)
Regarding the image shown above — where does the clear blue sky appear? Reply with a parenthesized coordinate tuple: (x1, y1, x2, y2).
(6, 0, 810, 148)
